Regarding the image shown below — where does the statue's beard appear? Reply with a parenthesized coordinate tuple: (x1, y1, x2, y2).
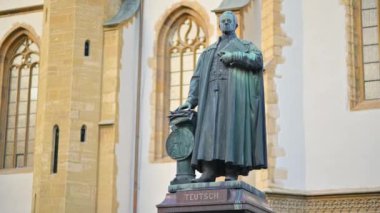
(222, 29, 235, 35)
(220, 25, 236, 35)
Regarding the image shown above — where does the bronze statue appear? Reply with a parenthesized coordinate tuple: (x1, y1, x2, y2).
(177, 11, 267, 182)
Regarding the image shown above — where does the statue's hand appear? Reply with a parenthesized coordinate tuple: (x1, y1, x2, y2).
(218, 51, 233, 65)
(177, 101, 192, 111)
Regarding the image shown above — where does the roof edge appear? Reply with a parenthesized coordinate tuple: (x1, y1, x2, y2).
(212, 0, 251, 13)
(104, 0, 140, 27)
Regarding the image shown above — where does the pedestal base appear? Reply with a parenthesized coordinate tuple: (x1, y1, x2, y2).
(157, 181, 273, 213)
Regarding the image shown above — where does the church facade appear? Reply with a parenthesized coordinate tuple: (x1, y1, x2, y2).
(0, 0, 379, 212)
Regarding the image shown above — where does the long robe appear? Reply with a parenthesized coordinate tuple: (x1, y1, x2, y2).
(187, 37, 267, 176)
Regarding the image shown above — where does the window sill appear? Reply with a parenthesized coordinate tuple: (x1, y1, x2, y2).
(0, 167, 33, 175)
(351, 99, 380, 111)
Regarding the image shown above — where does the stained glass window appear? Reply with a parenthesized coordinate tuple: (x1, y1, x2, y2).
(3, 36, 39, 168)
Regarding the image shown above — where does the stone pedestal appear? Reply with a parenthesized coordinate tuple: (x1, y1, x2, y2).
(157, 181, 273, 213)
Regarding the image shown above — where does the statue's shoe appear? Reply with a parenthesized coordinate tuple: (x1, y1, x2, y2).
(225, 175, 238, 181)
(191, 173, 216, 183)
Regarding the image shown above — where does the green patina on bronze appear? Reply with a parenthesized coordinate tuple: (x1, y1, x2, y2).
(168, 11, 267, 184)
(166, 110, 197, 185)
(166, 127, 194, 161)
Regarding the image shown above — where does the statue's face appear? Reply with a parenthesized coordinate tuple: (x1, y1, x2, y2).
(219, 12, 237, 34)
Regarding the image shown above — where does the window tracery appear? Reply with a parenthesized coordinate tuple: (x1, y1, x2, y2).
(2, 36, 39, 168)
(168, 16, 207, 111)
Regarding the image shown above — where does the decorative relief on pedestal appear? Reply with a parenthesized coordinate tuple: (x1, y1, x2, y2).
(267, 192, 380, 212)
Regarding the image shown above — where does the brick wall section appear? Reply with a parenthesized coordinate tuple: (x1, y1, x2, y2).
(96, 28, 122, 213)
(257, 0, 291, 190)
(32, 0, 107, 212)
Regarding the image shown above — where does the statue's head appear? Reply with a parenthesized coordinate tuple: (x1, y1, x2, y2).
(219, 11, 238, 35)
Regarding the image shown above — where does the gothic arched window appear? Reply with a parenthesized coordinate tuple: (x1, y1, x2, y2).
(152, 6, 209, 161)
(168, 16, 207, 111)
(0, 30, 39, 169)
